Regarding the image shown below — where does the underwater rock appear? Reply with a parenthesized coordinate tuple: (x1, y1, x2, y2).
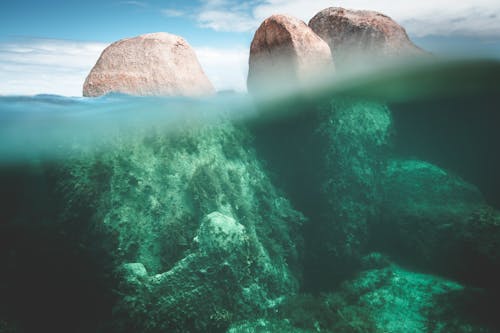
(231, 257, 499, 333)
(115, 210, 299, 332)
(195, 212, 247, 255)
(227, 319, 309, 333)
(57, 121, 305, 332)
(250, 97, 393, 289)
(349, 266, 460, 332)
(311, 99, 393, 286)
(378, 159, 500, 290)
(334, 264, 484, 333)
(83, 32, 214, 97)
(121, 262, 148, 281)
(309, 7, 424, 68)
(247, 14, 333, 95)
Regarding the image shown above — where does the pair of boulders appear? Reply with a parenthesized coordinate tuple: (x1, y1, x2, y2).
(247, 7, 423, 93)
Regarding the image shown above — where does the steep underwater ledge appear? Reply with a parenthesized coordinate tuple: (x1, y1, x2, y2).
(248, 94, 500, 332)
(250, 98, 394, 290)
(0, 116, 305, 333)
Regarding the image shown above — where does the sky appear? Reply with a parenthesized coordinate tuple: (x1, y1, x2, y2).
(1, 0, 499, 96)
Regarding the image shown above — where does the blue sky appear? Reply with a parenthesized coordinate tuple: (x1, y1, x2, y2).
(1, 0, 500, 96)
(0, 0, 253, 46)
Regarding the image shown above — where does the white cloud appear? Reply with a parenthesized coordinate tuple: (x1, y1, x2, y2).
(0, 38, 250, 96)
(0, 39, 107, 96)
(196, 0, 500, 37)
(119, 1, 149, 8)
(198, 10, 257, 32)
(161, 8, 185, 17)
(194, 46, 249, 91)
(195, 0, 265, 32)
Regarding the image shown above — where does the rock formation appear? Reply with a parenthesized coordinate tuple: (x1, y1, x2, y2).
(83, 32, 214, 97)
(55, 121, 304, 332)
(251, 97, 393, 289)
(309, 7, 424, 67)
(378, 159, 500, 290)
(229, 255, 496, 333)
(312, 99, 393, 282)
(247, 14, 333, 94)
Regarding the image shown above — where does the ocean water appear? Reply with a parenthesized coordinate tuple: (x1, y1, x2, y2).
(1, 58, 500, 333)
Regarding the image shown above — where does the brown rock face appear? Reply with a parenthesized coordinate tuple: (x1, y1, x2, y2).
(247, 14, 334, 94)
(309, 7, 424, 67)
(83, 32, 214, 97)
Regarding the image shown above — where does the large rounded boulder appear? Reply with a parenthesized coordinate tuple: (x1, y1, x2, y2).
(309, 7, 423, 67)
(247, 14, 333, 94)
(83, 32, 214, 97)
(376, 159, 500, 290)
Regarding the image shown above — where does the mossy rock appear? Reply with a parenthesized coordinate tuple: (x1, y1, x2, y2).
(55, 120, 305, 332)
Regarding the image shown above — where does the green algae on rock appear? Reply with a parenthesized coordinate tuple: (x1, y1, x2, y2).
(377, 159, 500, 290)
(288, 98, 393, 288)
(315, 98, 393, 263)
(39, 95, 500, 332)
(228, 255, 499, 333)
(55, 121, 305, 332)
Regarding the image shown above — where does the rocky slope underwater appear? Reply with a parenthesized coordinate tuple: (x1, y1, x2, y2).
(1, 59, 500, 333)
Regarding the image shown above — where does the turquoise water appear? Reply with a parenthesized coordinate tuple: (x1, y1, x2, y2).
(1, 58, 500, 332)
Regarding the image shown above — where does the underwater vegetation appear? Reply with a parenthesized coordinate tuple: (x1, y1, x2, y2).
(1, 74, 500, 332)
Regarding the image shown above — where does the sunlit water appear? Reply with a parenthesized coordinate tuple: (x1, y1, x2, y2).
(1, 58, 500, 333)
